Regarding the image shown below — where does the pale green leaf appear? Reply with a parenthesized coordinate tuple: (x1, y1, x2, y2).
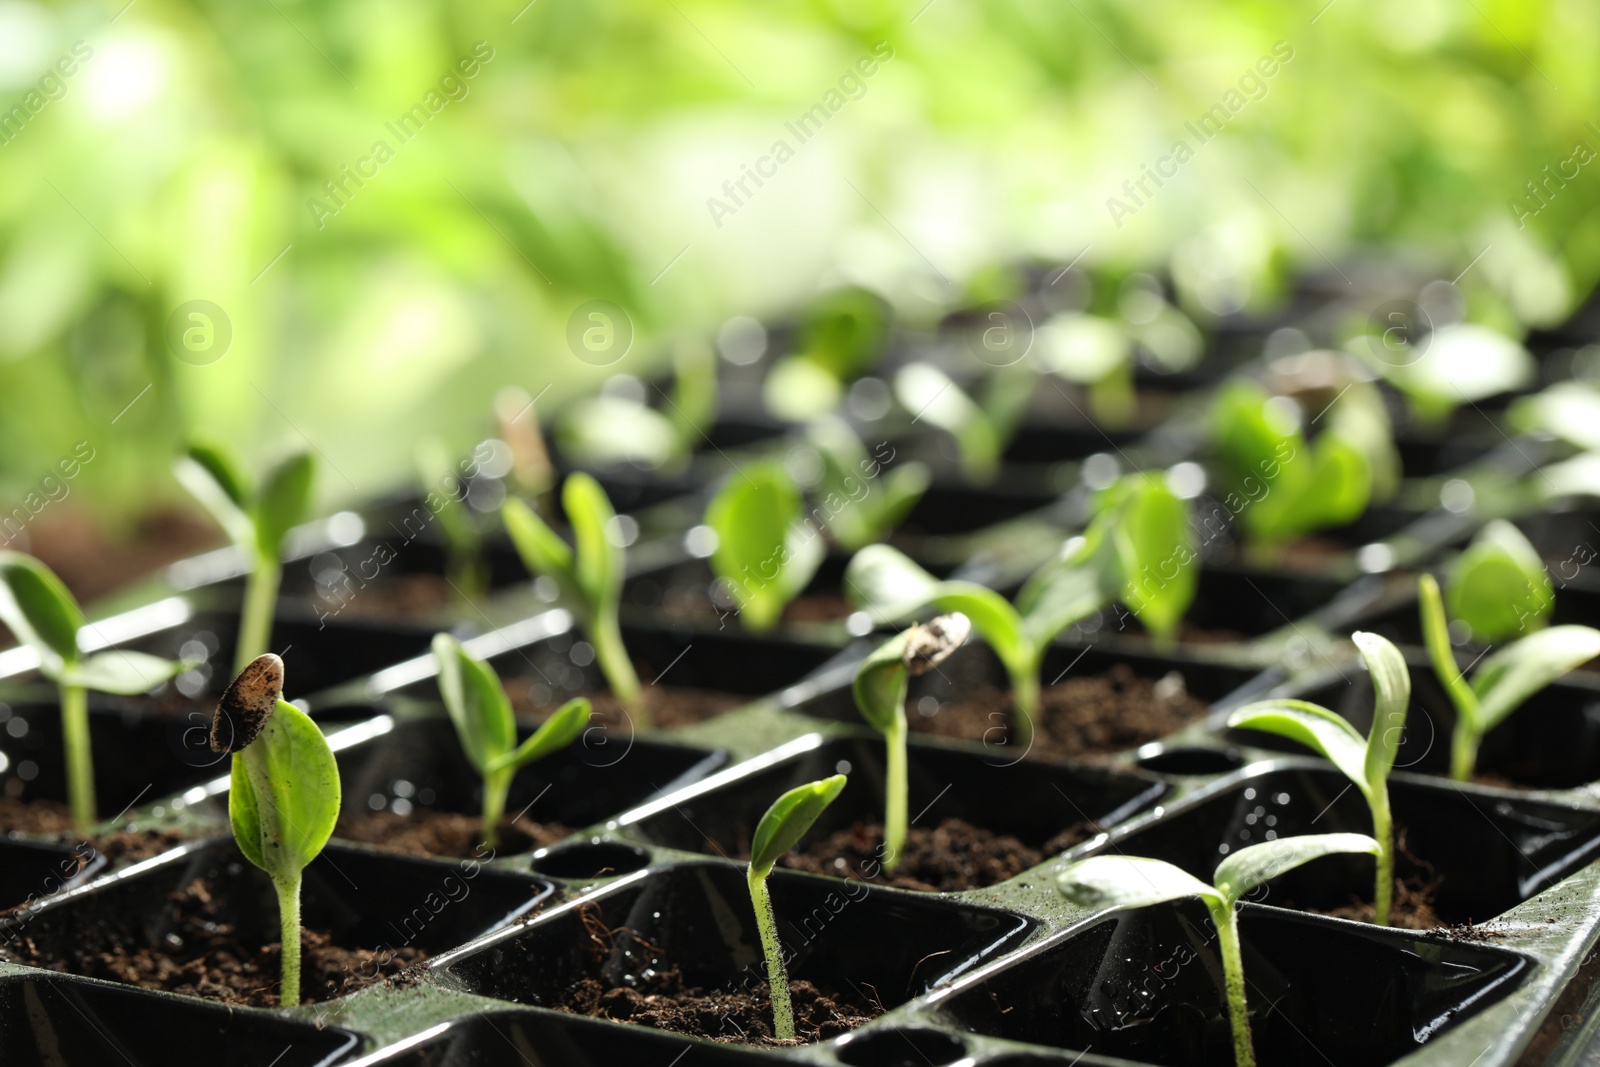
(1058, 855, 1222, 911)
(434, 633, 515, 774)
(1227, 700, 1369, 792)
(750, 774, 847, 876)
(1448, 520, 1553, 642)
(489, 697, 590, 774)
(1353, 631, 1410, 790)
(0, 551, 83, 668)
(60, 650, 193, 695)
(1472, 625, 1600, 731)
(254, 452, 316, 559)
(1212, 833, 1380, 905)
(229, 699, 341, 882)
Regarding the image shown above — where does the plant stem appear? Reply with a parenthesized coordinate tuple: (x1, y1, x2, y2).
(1009, 658, 1038, 750)
(480, 766, 512, 850)
(1207, 899, 1256, 1067)
(60, 683, 94, 831)
(883, 719, 908, 871)
(274, 873, 303, 1007)
(747, 868, 794, 1041)
(236, 555, 282, 674)
(1090, 362, 1137, 428)
(1450, 726, 1480, 783)
(591, 611, 647, 729)
(1371, 792, 1394, 926)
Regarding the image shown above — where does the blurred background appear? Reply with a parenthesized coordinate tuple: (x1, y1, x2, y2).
(0, 0, 1595, 596)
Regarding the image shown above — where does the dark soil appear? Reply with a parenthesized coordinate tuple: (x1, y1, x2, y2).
(0, 797, 188, 865)
(1306, 831, 1446, 930)
(558, 964, 880, 1045)
(505, 678, 745, 729)
(655, 586, 853, 628)
(312, 573, 458, 621)
(3, 875, 425, 1006)
(912, 665, 1209, 762)
(775, 817, 1093, 892)
(336, 809, 572, 859)
(780, 593, 853, 625)
(18, 509, 220, 608)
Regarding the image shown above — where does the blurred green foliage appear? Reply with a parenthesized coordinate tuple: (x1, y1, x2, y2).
(0, 0, 1596, 526)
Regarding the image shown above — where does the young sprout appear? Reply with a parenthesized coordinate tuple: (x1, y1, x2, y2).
(763, 287, 890, 422)
(1209, 379, 1391, 551)
(1357, 323, 1533, 434)
(417, 438, 487, 598)
(852, 614, 970, 869)
(557, 341, 717, 471)
(747, 774, 847, 1042)
(1227, 631, 1409, 925)
(1059, 833, 1380, 1067)
(1419, 574, 1600, 781)
(432, 633, 589, 848)
(704, 462, 825, 632)
(0, 553, 193, 830)
(174, 442, 316, 673)
(502, 473, 645, 726)
(806, 417, 930, 551)
(211, 654, 339, 1007)
(891, 363, 1025, 483)
(846, 473, 1196, 744)
(1442, 520, 1553, 644)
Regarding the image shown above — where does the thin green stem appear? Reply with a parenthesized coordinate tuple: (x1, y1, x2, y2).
(591, 611, 647, 729)
(747, 868, 794, 1041)
(1420, 574, 1481, 781)
(883, 720, 908, 871)
(1450, 727, 1481, 784)
(1207, 899, 1256, 1067)
(274, 874, 303, 1006)
(236, 555, 282, 674)
(60, 683, 94, 831)
(1090, 361, 1137, 429)
(480, 766, 512, 850)
(1371, 792, 1394, 926)
(1008, 648, 1040, 750)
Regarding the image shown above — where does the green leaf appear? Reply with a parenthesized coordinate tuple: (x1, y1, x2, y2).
(706, 463, 807, 632)
(1471, 625, 1600, 732)
(852, 632, 912, 736)
(59, 650, 194, 695)
(558, 396, 683, 468)
(1448, 520, 1554, 642)
(0, 552, 84, 668)
(749, 774, 847, 877)
(1103, 475, 1197, 643)
(1227, 700, 1369, 793)
(417, 439, 477, 557)
(1419, 573, 1480, 729)
(504, 497, 575, 578)
(1353, 631, 1410, 791)
(844, 544, 945, 621)
(488, 697, 590, 774)
(893, 363, 999, 482)
(254, 452, 316, 560)
(798, 286, 889, 380)
(1038, 313, 1132, 385)
(564, 473, 622, 617)
(1058, 855, 1222, 911)
(1303, 433, 1372, 529)
(1015, 547, 1107, 649)
(1510, 381, 1600, 451)
(229, 699, 341, 882)
(1383, 324, 1533, 411)
(1212, 833, 1380, 906)
(670, 339, 718, 445)
(434, 633, 515, 775)
(174, 444, 257, 550)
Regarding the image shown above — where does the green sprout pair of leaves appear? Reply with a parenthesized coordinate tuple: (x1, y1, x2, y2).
(1059, 832, 1380, 1067)
(417, 438, 489, 599)
(845, 473, 1196, 746)
(1419, 573, 1600, 782)
(763, 288, 891, 423)
(433, 633, 589, 848)
(174, 442, 316, 673)
(502, 474, 645, 726)
(704, 463, 826, 633)
(852, 614, 971, 870)
(747, 774, 847, 1042)
(1228, 631, 1408, 925)
(1209, 380, 1387, 550)
(806, 417, 930, 552)
(1444, 520, 1554, 644)
(213, 654, 340, 1007)
(557, 341, 719, 470)
(891, 362, 1032, 484)
(0, 553, 194, 830)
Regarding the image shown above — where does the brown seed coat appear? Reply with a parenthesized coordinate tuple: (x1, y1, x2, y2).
(210, 653, 284, 753)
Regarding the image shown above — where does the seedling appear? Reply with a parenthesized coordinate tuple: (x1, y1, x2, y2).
(806, 417, 930, 551)
(432, 633, 589, 848)
(747, 774, 847, 1041)
(704, 462, 825, 632)
(1059, 833, 1381, 1067)
(1228, 631, 1409, 924)
(764, 287, 890, 421)
(1209, 379, 1391, 551)
(174, 442, 316, 673)
(1419, 573, 1600, 781)
(891, 362, 1031, 483)
(0, 553, 192, 829)
(1441, 520, 1553, 644)
(845, 472, 1196, 744)
(1359, 322, 1533, 433)
(502, 473, 645, 725)
(557, 341, 718, 470)
(417, 438, 488, 598)
(852, 614, 970, 869)
(211, 654, 339, 1007)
